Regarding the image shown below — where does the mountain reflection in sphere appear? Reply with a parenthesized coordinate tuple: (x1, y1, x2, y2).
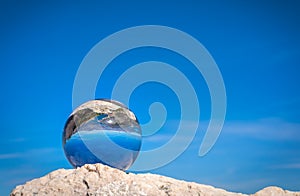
(63, 99, 142, 170)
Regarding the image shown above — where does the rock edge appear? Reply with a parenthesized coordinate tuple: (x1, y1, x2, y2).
(11, 164, 300, 196)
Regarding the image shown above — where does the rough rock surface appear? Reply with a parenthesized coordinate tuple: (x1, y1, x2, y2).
(11, 164, 300, 196)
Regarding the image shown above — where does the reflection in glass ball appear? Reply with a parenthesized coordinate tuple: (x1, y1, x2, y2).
(63, 99, 142, 170)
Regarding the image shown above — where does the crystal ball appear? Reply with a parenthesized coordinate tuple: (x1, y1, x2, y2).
(63, 99, 142, 170)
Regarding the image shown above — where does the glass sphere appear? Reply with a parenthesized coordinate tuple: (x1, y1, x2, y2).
(63, 99, 142, 170)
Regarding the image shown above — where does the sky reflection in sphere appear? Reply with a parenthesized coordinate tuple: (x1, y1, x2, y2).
(63, 99, 142, 170)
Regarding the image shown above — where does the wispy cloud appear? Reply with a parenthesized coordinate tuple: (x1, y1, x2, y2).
(222, 118, 300, 141)
(144, 118, 300, 143)
(9, 138, 26, 143)
(0, 153, 23, 159)
(0, 147, 61, 160)
(271, 163, 300, 169)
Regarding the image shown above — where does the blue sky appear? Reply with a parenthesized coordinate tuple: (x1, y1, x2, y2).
(1, 0, 300, 195)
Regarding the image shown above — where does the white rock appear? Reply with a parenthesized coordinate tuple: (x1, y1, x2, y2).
(10, 164, 300, 196)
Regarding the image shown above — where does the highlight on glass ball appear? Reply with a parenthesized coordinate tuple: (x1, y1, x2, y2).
(62, 99, 142, 170)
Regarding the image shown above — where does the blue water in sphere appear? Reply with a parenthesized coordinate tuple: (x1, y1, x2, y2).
(63, 99, 142, 170)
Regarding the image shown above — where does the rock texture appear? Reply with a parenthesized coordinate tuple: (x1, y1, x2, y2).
(11, 164, 300, 196)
